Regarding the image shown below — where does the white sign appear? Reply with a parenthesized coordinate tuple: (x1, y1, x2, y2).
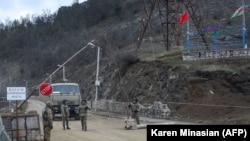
(7, 87, 26, 100)
(95, 80, 100, 86)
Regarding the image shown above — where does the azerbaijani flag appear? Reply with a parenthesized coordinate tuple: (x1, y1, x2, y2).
(231, 5, 245, 19)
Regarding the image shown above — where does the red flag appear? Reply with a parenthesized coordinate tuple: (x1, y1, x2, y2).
(178, 12, 188, 25)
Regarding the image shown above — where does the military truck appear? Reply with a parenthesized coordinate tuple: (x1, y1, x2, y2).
(39, 82, 81, 120)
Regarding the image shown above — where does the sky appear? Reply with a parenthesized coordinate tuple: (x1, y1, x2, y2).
(0, 0, 86, 23)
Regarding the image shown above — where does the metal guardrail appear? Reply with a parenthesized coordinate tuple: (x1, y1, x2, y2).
(0, 116, 11, 141)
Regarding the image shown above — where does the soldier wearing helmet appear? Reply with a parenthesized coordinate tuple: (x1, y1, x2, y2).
(61, 99, 70, 130)
(42, 101, 53, 141)
(78, 99, 91, 131)
(129, 98, 141, 125)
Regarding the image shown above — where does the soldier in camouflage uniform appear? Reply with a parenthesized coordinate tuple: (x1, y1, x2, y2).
(61, 99, 71, 130)
(42, 101, 53, 141)
(78, 99, 90, 131)
(129, 99, 141, 125)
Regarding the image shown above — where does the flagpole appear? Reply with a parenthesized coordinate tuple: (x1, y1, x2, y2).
(242, 0, 247, 49)
(186, 14, 190, 53)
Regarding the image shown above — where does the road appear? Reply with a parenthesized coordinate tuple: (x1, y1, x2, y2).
(50, 115, 146, 141)
(26, 99, 147, 141)
(26, 99, 197, 141)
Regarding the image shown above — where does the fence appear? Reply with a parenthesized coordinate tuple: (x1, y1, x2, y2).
(0, 97, 7, 102)
(184, 25, 244, 52)
(93, 99, 170, 119)
(182, 48, 250, 61)
(0, 116, 11, 141)
(1, 112, 41, 141)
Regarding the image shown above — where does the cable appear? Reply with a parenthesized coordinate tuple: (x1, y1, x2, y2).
(166, 101, 250, 109)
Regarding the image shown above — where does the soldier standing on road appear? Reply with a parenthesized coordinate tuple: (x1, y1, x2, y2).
(129, 98, 142, 125)
(78, 99, 91, 131)
(42, 101, 53, 141)
(61, 99, 71, 130)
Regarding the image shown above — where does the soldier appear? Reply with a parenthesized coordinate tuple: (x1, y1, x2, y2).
(129, 98, 141, 125)
(42, 101, 53, 141)
(78, 99, 91, 131)
(61, 99, 71, 130)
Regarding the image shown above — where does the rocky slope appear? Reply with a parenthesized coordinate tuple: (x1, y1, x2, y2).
(70, 36, 250, 124)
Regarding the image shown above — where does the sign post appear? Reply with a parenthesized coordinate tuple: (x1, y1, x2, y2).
(7, 87, 26, 141)
(39, 83, 53, 96)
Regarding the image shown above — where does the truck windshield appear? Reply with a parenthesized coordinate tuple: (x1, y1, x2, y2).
(52, 85, 80, 94)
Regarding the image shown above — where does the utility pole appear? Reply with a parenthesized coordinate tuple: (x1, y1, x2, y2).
(23, 80, 28, 94)
(57, 65, 66, 82)
(95, 46, 100, 112)
(88, 42, 101, 112)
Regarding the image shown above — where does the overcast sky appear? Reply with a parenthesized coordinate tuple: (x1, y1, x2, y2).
(0, 0, 86, 23)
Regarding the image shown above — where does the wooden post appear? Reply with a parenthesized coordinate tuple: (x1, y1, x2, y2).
(16, 100, 19, 141)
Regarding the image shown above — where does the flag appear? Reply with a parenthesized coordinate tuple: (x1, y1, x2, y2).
(231, 5, 245, 19)
(178, 12, 188, 25)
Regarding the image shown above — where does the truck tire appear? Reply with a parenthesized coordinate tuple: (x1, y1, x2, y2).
(74, 115, 80, 120)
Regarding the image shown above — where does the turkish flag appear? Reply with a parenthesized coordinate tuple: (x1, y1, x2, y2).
(178, 12, 188, 25)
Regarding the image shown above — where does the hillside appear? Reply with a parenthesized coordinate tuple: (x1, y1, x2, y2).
(85, 40, 250, 124)
(0, 0, 250, 124)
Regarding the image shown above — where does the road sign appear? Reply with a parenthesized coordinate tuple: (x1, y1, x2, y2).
(7, 87, 26, 100)
(39, 83, 52, 96)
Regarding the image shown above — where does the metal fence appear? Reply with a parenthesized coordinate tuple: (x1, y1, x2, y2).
(0, 116, 11, 141)
(0, 97, 7, 102)
(93, 99, 170, 119)
(182, 48, 250, 61)
(1, 112, 41, 141)
(184, 25, 244, 52)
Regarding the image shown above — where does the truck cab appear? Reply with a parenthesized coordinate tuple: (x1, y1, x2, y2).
(39, 82, 81, 120)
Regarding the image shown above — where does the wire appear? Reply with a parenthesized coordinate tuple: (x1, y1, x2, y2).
(166, 101, 250, 109)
